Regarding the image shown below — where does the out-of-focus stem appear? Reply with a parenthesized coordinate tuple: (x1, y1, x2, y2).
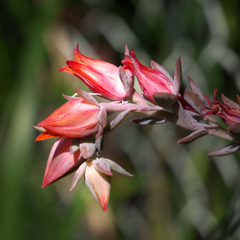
(150, 110, 238, 143)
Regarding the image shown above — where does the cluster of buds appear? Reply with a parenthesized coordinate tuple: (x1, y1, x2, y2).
(35, 44, 240, 211)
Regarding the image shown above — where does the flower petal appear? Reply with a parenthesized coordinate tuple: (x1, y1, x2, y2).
(153, 92, 177, 109)
(74, 87, 100, 107)
(70, 162, 87, 191)
(43, 122, 100, 138)
(173, 56, 182, 95)
(208, 143, 240, 157)
(85, 160, 111, 211)
(177, 129, 208, 144)
(150, 60, 173, 83)
(109, 109, 136, 130)
(42, 137, 83, 187)
(59, 65, 75, 74)
(122, 49, 174, 104)
(70, 138, 81, 154)
(38, 98, 99, 128)
(67, 60, 126, 101)
(80, 142, 96, 159)
(119, 67, 134, 97)
(35, 132, 59, 142)
(106, 159, 133, 177)
(92, 158, 113, 176)
(73, 44, 119, 80)
(97, 107, 108, 128)
(60, 45, 127, 101)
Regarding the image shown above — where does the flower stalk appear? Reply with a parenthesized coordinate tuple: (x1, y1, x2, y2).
(35, 44, 240, 211)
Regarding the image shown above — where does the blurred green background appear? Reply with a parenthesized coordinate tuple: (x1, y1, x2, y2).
(1, 0, 240, 239)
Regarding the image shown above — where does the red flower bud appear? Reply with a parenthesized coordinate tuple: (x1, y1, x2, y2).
(42, 137, 83, 187)
(122, 48, 174, 104)
(60, 44, 127, 101)
(36, 97, 100, 141)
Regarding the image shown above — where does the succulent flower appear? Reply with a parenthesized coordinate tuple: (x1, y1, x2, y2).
(59, 44, 128, 101)
(35, 43, 240, 214)
(122, 48, 178, 107)
(40, 131, 133, 211)
(41, 134, 98, 187)
(202, 89, 240, 126)
(42, 137, 83, 187)
(70, 158, 133, 211)
(35, 97, 101, 141)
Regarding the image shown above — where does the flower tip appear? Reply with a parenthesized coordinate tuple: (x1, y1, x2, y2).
(100, 200, 109, 212)
(176, 55, 182, 67)
(66, 60, 72, 66)
(74, 87, 84, 97)
(33, 125, 45, 132)
(129, 48, 136, 58)
(102, 206, 108, 212)
(59, 66, 64, 72)
(74, 86, 79, 92)
(73, 44, 83, 62)
(42, 172, 58, 188)
(35, 132, 59, 142)
(41, 180, 49, 188)
(59, 66, 67, 72)
(59, 65, 74, 74)
(35, 134, 45, 142)
(125, 45, 130, 55)
(237, 95, 240, 105)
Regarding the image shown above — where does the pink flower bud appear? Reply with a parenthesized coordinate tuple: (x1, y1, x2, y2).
(35, 97, 100, 141)
(42, 137, 83, 187)
(122, 48, 174, 104)
(70, 158, 133, 211)
(85, 160, 111, 212)
(59, 44, 127, 101)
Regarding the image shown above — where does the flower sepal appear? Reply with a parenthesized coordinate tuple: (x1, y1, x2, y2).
(207, 143, 240, 157)
(177, 129, 208, 144)
(153, 92, 177, 109)
(42, 137, 83, 188)
(79, 135, 96, 159)
(173, 56, 182, 95)
(70, 158, 133, 211)
(227, 123, 240, 136)
(179, 87, 204, 115)
(119, 67, 134, 97)
(153, 55, 183, 108)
